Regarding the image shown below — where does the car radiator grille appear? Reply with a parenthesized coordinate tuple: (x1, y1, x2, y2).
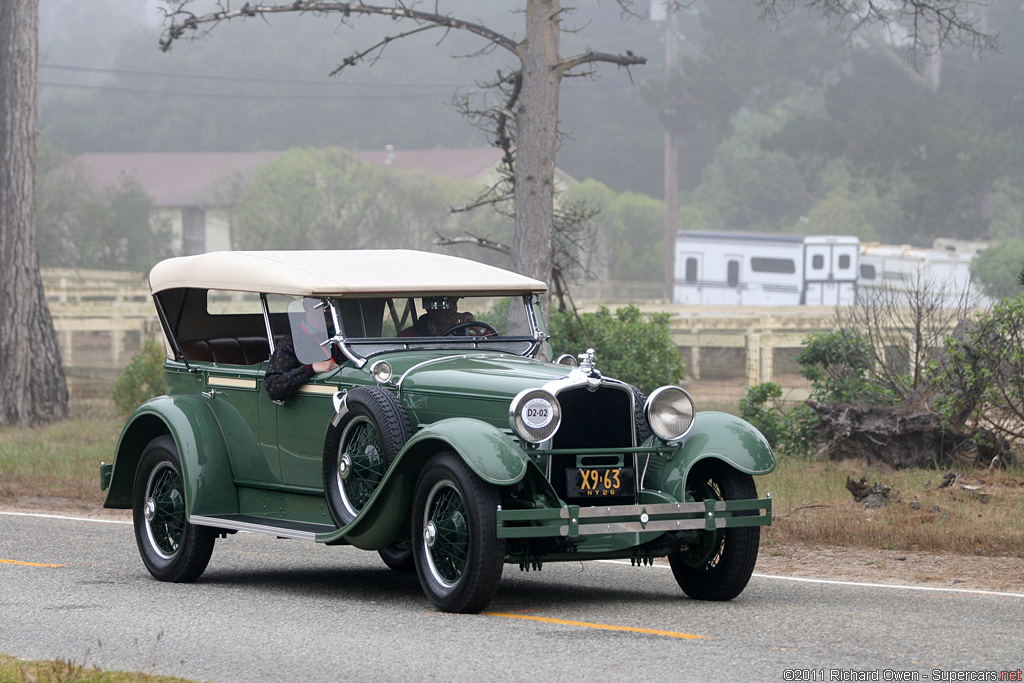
(549, 385, 636, 506)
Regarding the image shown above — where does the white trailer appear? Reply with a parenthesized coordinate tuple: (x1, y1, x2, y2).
(857, 243, 990, 308)
(673, 232, 860, 306)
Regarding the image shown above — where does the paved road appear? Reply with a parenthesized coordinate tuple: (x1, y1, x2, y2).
(1, 511, 1021, 683)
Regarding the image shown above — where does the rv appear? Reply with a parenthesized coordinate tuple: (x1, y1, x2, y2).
(857, 243, 990, 308)
(673, 232, 860, 306)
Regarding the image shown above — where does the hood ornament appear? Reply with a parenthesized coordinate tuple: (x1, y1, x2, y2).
(577, 348, 602, 390)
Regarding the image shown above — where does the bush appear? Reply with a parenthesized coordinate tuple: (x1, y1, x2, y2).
(796, 330, 896, 405)
(548, 305, 684, 394)
(112, 341, 166, 414)
(740, 382, 819, 457)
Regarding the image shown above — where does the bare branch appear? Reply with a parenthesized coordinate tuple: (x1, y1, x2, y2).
(433, 232, 510, 255)
(559, 49, 647, 76)
(757, 0, 997, 56)
(159, 1, 518, 54)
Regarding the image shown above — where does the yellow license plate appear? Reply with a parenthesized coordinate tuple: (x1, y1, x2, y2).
(567, 467, 634, 497)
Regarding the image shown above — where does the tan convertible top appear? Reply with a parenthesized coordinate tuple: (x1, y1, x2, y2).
(148, 250, 548, 297)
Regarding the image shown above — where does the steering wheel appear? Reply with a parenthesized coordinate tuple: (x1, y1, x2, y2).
(440, 321, 498, 337)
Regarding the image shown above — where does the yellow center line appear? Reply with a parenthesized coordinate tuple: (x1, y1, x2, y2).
(483, 612, 707, 640)
(0, 558, 65, 568)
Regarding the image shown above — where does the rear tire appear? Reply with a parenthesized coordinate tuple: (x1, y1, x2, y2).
(132, 435, 215, 582)
(378, 540, 415, 573)
(412, 451, 504, 613)
(668, 462, 759, 601)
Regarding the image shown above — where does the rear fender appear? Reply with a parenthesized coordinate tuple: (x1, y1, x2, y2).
(103, 395, 238, 517)
(645, 411, 775, 502)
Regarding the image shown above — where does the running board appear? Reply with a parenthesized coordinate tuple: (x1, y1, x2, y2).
(190, 514, 339, 542)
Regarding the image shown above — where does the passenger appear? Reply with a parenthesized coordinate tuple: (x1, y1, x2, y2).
(265, 298, 338, 402)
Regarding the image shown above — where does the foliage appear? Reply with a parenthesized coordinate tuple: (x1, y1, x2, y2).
(37, 164, 172, 270)
(970, 240, 1024, 300)
(690, 110, 816, 231)
(222, 147, 513, 263)
(932, 294, 1024, 440)
(740, 383, 821, 457)
(561, 179, 663, 285)
(547, 305, 684, 395)
(112, 341, 166, 415)
(741, 328, 902, 457)
(0, 653, 196, 683)
(796, 330, 898, 405)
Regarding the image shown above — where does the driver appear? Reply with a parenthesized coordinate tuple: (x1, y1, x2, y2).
(398, 296, 480, 337)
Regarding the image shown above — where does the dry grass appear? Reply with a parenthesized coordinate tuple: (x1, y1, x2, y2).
(759, 457, 1024, 558)
(0, 400, 121, 507)
(0, 655, 199, 683)
(3, 399, 1023, 559)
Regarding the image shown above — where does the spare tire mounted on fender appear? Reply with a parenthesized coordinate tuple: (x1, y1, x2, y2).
(323, 386, 412, 527)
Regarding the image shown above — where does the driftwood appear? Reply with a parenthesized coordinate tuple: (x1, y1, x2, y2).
(807, 400, 1013, 469)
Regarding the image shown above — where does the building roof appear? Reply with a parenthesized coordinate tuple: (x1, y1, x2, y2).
(65, 147, 505, 208)
(148, 250, 548, 297)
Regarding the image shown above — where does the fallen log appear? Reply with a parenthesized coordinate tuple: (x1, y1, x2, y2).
(806, 401, 1012, 469)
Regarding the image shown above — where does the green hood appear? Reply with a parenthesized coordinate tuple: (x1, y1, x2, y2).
(396, 352, 571, 400)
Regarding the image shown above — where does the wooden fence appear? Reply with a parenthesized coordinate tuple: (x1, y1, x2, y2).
(43, 270, 844, 406)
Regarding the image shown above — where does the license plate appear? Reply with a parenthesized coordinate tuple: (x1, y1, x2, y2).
(567, 467, 634, 498)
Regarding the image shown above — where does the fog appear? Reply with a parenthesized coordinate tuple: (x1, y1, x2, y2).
(35, 0, 1024, 278)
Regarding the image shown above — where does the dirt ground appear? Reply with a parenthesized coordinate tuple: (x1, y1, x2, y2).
(4, 498, 1022, 594)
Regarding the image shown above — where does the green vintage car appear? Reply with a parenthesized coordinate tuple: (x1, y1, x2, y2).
(101, 250, 774, 613)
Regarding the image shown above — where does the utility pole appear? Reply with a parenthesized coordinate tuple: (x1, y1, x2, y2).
(663, 2, 679, 303)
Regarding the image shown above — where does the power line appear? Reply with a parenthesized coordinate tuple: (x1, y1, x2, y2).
(39, 62, 465, 89)
(38, 80, 465, 101)
(38, 62, 640, 94)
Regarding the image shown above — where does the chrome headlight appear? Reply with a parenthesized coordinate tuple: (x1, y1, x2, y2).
(645, 386, 695, 442)
(509, 389, 561, 444)
(369, 360, 393, 384)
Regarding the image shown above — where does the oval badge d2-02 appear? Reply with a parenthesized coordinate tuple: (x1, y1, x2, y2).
(522, 397, 554, 430)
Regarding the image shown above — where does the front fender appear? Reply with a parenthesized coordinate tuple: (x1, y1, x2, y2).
(103, 395, 238, 517)
(317, 418, 529, 548)
(646, 411, 775, 503)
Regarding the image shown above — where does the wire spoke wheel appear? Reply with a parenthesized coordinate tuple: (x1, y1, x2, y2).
(412, 451, 504, 613)
(336, 416, 385, 515)
(144, 462, 187, 559)
(132, 435, 215, 583)
(423, 480, 470, 587)
(324, 386, 412, 528)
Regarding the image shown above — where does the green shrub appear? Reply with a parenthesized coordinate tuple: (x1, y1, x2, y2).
(548, 305, 685, 394)
(740, 382, 820, 457)
(796, 329, 896, 404)
(112, 341, 166, 414)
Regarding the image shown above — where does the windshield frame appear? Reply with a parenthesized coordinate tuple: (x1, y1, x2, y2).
(324, 293, 547, 367)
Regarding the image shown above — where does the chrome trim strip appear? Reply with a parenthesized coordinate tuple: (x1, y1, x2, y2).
(207, 376, 258, 389)
(560, 518, 727, 535)
(296, 384, 339, 396)
(189, 515, 324, 541)
(558, 500, 728, 519)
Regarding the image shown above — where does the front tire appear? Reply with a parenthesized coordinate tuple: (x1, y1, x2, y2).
(132, 435, 215, 582)
(412, 451, 504, 613)
(668, 462, 760, 601)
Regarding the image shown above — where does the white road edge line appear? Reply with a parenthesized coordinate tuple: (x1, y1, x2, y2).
(5, 511, 1021, 598)
(598, 558, 1024, 598)
(0, 510, 131, 525)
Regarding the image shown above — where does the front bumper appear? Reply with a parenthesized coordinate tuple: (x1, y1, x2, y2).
(496, 496, 772, 540)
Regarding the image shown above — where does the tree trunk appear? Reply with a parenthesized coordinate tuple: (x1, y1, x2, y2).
(0, 0, 69, 427)
(513, 0, 561, 308)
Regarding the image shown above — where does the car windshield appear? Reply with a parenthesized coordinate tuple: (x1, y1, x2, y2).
(326, 294, 544, 362)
